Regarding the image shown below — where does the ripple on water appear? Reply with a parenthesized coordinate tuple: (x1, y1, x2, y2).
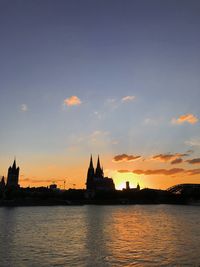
(0, 205, 199, 267)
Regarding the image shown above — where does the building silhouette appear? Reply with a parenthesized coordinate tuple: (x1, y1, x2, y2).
(6, 159, 20, 188)
(86, 155, 115, 191)
(0, 176, 6, 191)
(123, 181, 140, 191)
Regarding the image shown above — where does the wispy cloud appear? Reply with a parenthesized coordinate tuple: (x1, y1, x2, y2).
(104, 98, 119, 111)
(143, 118, 161, 126)
(187, 169, 200, 175)
(118, 167, 200, 176)
(186, 158, 200, 165)
(67, 130, 114, 153)
(113, 152, 191, 164)
(118, 168, 185, 175)
(152, 153, 189, 162)
(113, 154, 141, 162)
(171, 114, 198, 125)
(20, 104, 28, 112)
(93, 111, 102, 120)
(90, 130, 110, 144)
(121, 95, 135, 102)
(185, 138, 200, 147)
(106, 98, 116, 104)
(20, 177, 64, 184)
(64, 96, 82, 106)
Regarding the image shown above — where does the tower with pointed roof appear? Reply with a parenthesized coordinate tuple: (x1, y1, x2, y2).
(86, 155, 115, 192)
(0, 176, 6, 192)
(95, 155, 104, 178)
(86, 155, 95, 190)
(6, 159, 20, 188)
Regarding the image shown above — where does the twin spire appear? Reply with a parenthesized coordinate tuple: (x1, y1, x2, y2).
(89, 154, 102, 168)
(88, 155, 103, 178)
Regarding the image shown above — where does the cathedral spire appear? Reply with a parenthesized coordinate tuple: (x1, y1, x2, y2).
(96, 155, 101, 169)
(12, 158, 16, 170)
(86, 155, 95, 190)
(95, 155, 103, 178)
(89, 154, 94, 169)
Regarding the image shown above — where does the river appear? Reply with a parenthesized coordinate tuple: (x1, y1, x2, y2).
(0, 205, 199, 266)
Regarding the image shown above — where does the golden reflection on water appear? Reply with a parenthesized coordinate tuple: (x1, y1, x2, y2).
(0, 205, 200, 266)
(84, 206, 200, 266)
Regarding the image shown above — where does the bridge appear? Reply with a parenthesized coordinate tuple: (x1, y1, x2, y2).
(167, 183, 200, 194)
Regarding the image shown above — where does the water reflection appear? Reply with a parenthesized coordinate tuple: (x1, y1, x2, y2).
(0, 205, 199, 267)
(84, 206, 111, 266)
(0, 208, 19, 267)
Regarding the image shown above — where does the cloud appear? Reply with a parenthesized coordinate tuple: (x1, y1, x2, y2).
(20, 104, 28, 112)
(134, 168, 185, 176)
(186, 150, 194, 154)
(171, 158, 183, 164)
(113, 154, 141, 162)
(104, 98, 120, 111)
(185, 138, 200, 147)
(118, 168, 185, 176)
(118, 167, 200, 176)
(67, 130, 113, 153)
(121, 96, 135, 102)
(114, 152, 191, 164)
(152, 153, 189, 162)
(106, 98, 116, 104)
(186, 158, 200, 165)
(20, 178, 64, 184)
(186, 169, 200, 175)
(90, 130, 110, 143)
(143, 118, 160, 126)
(118, 169, 130, 173)
(93, 111, 102, 120)
(171, 114, 198, 125)
(64, 96, 82, 106)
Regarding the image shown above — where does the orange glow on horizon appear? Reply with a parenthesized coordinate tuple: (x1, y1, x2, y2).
(2, 154, 200, 190)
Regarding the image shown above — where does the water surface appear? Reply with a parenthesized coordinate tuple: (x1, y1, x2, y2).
(0, 205, 199, 266)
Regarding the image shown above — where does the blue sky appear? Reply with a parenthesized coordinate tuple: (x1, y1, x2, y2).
(0, 0, 200, 189)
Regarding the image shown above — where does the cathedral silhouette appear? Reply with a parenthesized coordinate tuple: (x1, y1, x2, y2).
(0, 159, 20, 190)
(86, 155, 115, 191)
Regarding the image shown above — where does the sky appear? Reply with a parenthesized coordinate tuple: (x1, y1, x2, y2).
(0, 0, 200, 190)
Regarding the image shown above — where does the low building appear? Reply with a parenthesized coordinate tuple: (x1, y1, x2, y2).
(123, 181, 140, 191)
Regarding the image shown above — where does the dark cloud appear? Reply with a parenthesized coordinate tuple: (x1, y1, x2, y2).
(118, 169, 130, 173)
(113, 154, 141, 162)
(186, 158, 200, 165)
(171, 158, 183, 164)
(118, 167, 200, 176)
(152, 153, 188, 162)
(118, 168, 185, 175)
(114, 152, 191, 164)
(133, 168, 185, 176)
(186, 169, 200, 175)
(20, 178, 64, 184)
(186, 150, 194, 154)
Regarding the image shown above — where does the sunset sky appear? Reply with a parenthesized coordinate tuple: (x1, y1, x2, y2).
(0, 0, 200, 190)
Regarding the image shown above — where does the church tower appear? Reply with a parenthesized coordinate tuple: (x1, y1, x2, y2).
(0, 176, 6, 191)
(86, 154, 115, 192)
(6, 159, 20, 188)
(86, 155, 95, 190)
(95, 155, 103, 178)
